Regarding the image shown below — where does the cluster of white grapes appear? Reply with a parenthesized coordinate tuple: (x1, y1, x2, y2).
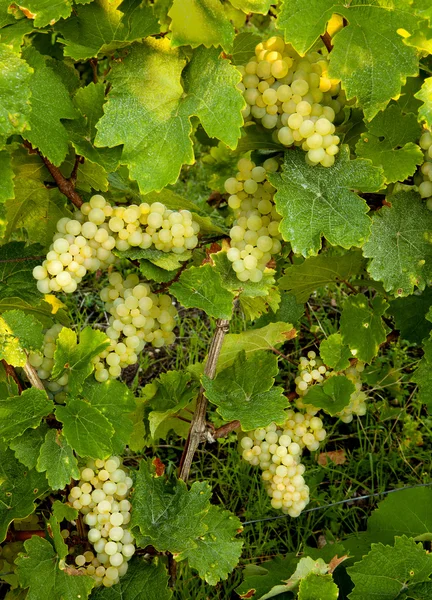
(28, 324, 69, 402)
(237, 36, 345, 166)
(32, 195, 200, 294)
(295, 351, 367, 423)
(66, 457, 136, 588)
(0, 541, 25, 587)
(240, 413, 326, 516)
(93, 272, 177, 382)
(225, 157, 282, 282)
(416, 130, 432, 209)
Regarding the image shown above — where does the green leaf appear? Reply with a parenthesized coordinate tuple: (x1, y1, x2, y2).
(415, 76, 432, 128)
(36, 429, 80, 490)
(217, 321, 294, 372)
(279, 250, 365, 303)
(9, 423, 49, 469)
(0, 149, 14, 203)
(236, 122, 283, 155)
(114, 247, 191, 270)
(81, 378, 136, 454)
(0, 446, 49, 542)
(55, 0, 159, 60)
(51, 500, 78, 523)
(22, 48, 78, 166)
(388, 289, 432, 344)
(6, 147, 71, 248)
(362, 191, 432, 296)
(254, 293, 305, 328)
(12, 0, 79, 27)
(236, 554, 299, 599)
(0, 309, 44, 366)
(91, 557, 172, 600)
(95, 40, 244, 193)
(230, 0, 271, 14)
(51, 326, 110, 395)
(177, 505, 243, 585)
(56, 398, 114, 460)
(0, 43, 32, 149)
(320, 334, 352, 371)
(131, 460, 211, 553)
(277, 1, 419, 120)
(304, 375, 355, 416)
(16, 535, 94, 600)
(168, 0, 235, 52)
(0, 297, 70, 327)
(340, 293, 389, 363)
(213, 251, 276, 298)
(347, 536, 432, 600)
(355, 104, 423, 183)
(258, 557, 330, 599)
(0, 388, 53, 442)
(269, 147, 383, 257)
(298, 573, 338, 600)
(231, 32, 261, 65)
(170, 264, 234, 319)
(0, 242, 44, 304)
(412, 338, 432, 411)
(203, 351, 288, 430)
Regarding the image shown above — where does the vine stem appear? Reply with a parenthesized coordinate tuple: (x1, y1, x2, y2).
(179, 318, 230, 482)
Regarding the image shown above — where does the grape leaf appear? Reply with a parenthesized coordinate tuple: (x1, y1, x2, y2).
(0, 297, 70, 328)
(279, 250, 365, 303)
(36, 429, 80, 490)
(0, 309, 44, 366)
(254, 293, 305, 328)
(0, 388, 53, 442)
(46, 513, 68, 560)
(231, 32, 261, 65)
(217, 321, 294, 372)
(213, 251, 276, 298)
(55, 0, 159, 60)
(177, 505, 243, 585)
(11, 0, 85, 27)
(388, 288, 432, 344)
(0, 242, 45, 304)
(268, 147, 384, 257)
(91, 557, 172, 600)
(114, 247, 191, 271)
(5, 148, 71, 248)
(95, 40, 244, 193)
(298, 573, 338, 600)
(362, 191, 432, 296)
(412, 338, 432, 411)
(0, 149, 14, 202)
(347, 536, 432, 600)
(236, 122, 283, 154)
(131, 460, 211, 553)
(9, 423, 49, 469)
(236, 554, 300, 599)
(81, 378, 136, 454)
(56, 398, 114, 460)
(415, 77, 432, 128)
(203, 351, 288, 430)
(51, 326, 110, 395)
(340, 293, 389, 363)
(319, 333, 352, 371)
(168, 0, 235, 52)
(277, 0, 419, 119)
(170, 264, 235, 319)
(0, 43, 32, 149)
(230, 0, 271, 14)
(51, 500, 78, 524)
(355, 104, 423, 183)
(0, 446, 49, 542)
(16, 535, 94, 600)
(303, 375, 355, 416)
(22, 47, 78, 166)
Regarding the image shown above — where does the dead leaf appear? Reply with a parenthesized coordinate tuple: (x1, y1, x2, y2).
(317, 450, 347, 466)
(152, 457, 165, 477)
(328, 554, 349, 573)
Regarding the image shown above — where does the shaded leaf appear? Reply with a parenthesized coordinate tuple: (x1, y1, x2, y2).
(0, 388, 53, 443)
(320, 333, 352, 371)
(231, 32, 262, 65)
(0, 242, 45, 304)
(51, 500, 78, 523)
(304, 375, 355, 416)
(388, 289, 432, 344)
(9, 424, 49, 470)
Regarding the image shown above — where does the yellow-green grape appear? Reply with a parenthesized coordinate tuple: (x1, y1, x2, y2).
(93, 272, 178, 381)
(294, 350, 330, 404)
(13, 513, 40, 531)
(28, 324, 69, 401)
(225, 157, 282, 283)
(239, 36, 344, 166)
(107, 202, 200, 254)
(337, 361, 367, 422)
(417, 130, 432, 210)
(32, 194, 117, 295)
(0, 541, 25, 587)
(66, 457, 135, 587)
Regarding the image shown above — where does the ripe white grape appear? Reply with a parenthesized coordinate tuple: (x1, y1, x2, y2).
(415, 130, 432, 210)
(65, 456, 135, 587)
(28, 324, 69, 402)
(238, 36, 345, 166)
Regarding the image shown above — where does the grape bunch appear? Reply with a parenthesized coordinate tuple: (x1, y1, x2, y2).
(27, 324, 69, 402)
(93, 272, 177, 382)
(416, 130, 432, 209)
(225, 157, 282, 282)
(32, 195, 201, 294)
(240, 412, 326, 517)
(0, 541, 25, 588)
(295, 351, 367, 423)
(66, 456, 136, 588)
(237, 36, 345, 166)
